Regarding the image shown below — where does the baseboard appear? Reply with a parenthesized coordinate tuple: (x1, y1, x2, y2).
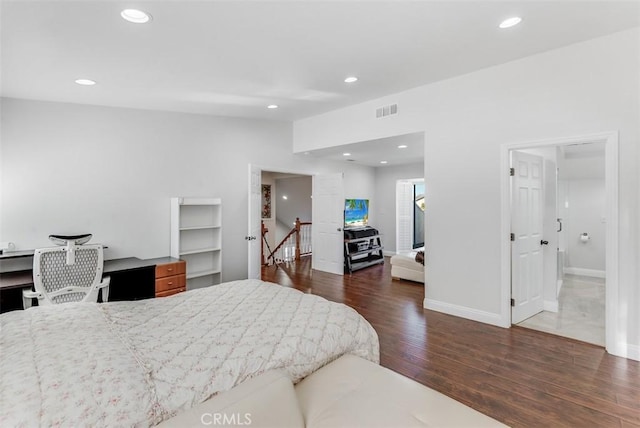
(382, 250, 396, 257)
(609, 342, 640, 362)
(564, 267, 605, 278)
(627, 344, 640, 362)
(544, 300, 559, 313)
(424, 298, 504, 327)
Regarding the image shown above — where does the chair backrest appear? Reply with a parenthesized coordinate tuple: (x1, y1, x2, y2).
(33, 244, 105, 305)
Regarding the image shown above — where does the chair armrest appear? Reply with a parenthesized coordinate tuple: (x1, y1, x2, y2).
(22, 289, 42, 309)
(99, 275, 111, 302)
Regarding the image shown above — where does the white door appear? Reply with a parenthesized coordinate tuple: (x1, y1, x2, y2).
(511, 151, 545, 323)
(312, 173, 344, 275)
(247, 164, 261, 279)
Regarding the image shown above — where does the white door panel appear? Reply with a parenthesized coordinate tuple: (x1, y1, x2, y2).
(312, 173, 344, 275)
(396, 180, 414, 254)
(511, 151, 545, 323)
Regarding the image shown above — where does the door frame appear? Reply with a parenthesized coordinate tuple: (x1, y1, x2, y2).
(246, 164, 315, 279)
(499, 131, 619, 354)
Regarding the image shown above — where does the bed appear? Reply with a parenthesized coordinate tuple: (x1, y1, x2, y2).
(0, 279, 379, 426)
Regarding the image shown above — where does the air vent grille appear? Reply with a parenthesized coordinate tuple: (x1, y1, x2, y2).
(376, 103, 398, 118)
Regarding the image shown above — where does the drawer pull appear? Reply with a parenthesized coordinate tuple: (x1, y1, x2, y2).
(167, 268, 173, 271)
(168, 282, 173, 286)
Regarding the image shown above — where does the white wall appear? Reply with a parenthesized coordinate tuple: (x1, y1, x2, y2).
(557, 143, 607, 276)
(0, 98, 376, 280)
(373, 162, 424, 253)
(293, 28, 640, 358)
(275, 175, 312, 229)
(565, 179, 606, 273)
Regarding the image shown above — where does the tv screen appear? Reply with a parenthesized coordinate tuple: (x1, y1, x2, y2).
(344, 199, 369, 228)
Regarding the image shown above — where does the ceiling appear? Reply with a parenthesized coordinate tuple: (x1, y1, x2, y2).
(304, 132, 424, 167)
(1, 0, 638, 166)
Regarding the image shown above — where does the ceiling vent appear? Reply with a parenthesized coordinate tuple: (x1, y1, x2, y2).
(376, 103, 398, 118)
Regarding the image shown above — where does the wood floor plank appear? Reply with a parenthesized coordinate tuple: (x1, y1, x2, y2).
(262, 257, 640, 427)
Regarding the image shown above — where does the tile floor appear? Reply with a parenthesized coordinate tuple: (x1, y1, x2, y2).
(517, 274, 605, 346)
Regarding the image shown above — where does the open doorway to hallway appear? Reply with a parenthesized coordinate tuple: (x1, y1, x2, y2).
(508, 138, 611, 347)
(260, 171, 312, 274)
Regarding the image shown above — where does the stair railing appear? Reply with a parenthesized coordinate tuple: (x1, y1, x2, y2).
(266, 218, 312, 265)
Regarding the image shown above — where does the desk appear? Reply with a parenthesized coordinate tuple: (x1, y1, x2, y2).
(0, 257, 179, 313)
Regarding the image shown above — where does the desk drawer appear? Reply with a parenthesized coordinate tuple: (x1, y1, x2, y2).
(156, 260, 186, 278)
(156, 287, 186, 298)
(155, 274, 186, 293)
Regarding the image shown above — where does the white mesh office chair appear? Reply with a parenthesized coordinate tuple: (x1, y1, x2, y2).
(22, 235, 110, 308)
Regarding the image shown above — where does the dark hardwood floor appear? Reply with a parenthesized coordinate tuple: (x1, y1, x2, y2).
(262, 256, 640, 428)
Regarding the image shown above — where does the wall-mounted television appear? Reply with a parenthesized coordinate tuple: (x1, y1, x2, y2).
(344, 199, 369, 228)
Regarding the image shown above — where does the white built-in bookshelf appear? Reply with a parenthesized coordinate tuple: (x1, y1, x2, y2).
(170, 197, 222, 289)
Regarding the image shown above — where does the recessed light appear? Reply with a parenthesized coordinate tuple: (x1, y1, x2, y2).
(121, 9, 152, 24)
(75, 79, 96, 86)
(398, 145, 408, 149)
(282, 195, 288, 200)
(343, 152, 351, 156)
(267, 104, 279, 109)
(380, 160, 388, 164)
(499, 17, 522, 29)
(344, 76, 358, 83)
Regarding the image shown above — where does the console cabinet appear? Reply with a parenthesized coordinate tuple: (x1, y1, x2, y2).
(344, 234, 384, 273)
(171, 198, 222, 290)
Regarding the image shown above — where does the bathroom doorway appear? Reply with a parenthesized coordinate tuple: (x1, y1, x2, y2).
(502, 131, 618, 352)
(516, 142, 606, 345)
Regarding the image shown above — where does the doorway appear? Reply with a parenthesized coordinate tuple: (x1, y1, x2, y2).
(511, 143, 606, 345)
(261, 171, 313, 267)
(501, 131, 618, 352)
(248, 165, 343, 280)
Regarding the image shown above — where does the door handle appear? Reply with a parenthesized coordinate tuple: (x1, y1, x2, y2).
(245, 236, 257, 241)
(557, 218, 562, 232)
(541, 240, 549, 245)
(337, 228, 342, 232)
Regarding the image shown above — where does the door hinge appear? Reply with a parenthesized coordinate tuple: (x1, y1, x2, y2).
(510, 298, 515, 307)
(509, 167, 515, 176)
(510, 233, 515, 242)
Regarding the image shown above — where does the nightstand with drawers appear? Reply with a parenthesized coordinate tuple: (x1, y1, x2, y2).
(154, 258, 186, 297)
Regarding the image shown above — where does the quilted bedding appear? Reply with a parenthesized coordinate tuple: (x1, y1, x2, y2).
(0, 279, 379, 427)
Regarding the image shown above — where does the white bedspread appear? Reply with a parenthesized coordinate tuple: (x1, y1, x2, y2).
(0, 279, 379, 427)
